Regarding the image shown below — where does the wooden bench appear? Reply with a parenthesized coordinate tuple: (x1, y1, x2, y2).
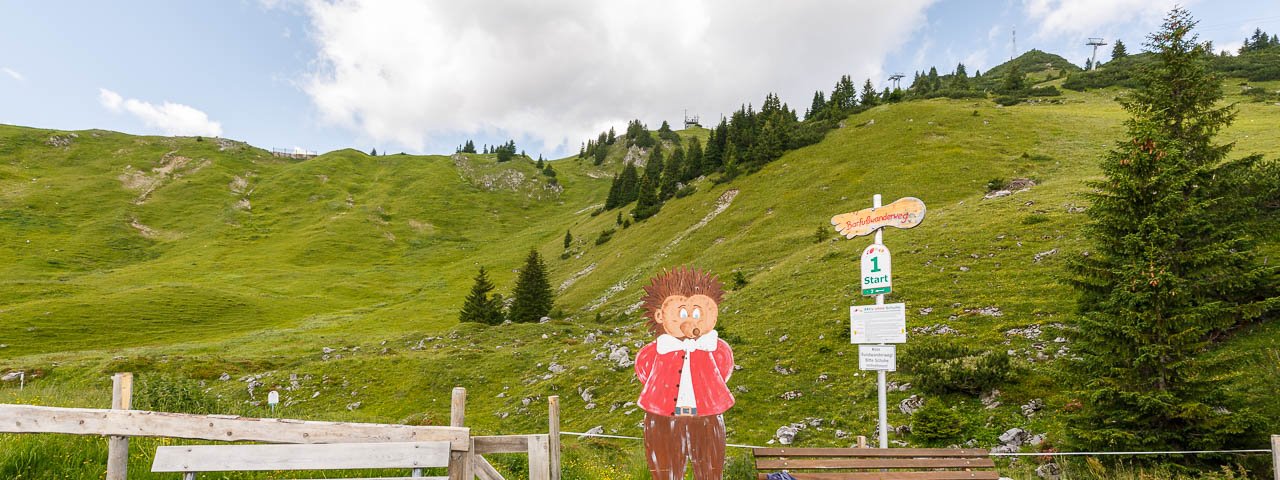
(151, 441, 451, 479)
(753, 447, 997, 480)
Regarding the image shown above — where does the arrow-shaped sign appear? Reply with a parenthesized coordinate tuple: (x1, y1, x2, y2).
(831, 197, 926, 239)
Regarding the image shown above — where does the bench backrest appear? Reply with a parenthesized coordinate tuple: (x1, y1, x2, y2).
(153, 441, 450, 474)
(753, 447, 997, 480)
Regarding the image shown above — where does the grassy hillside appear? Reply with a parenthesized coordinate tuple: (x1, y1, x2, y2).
(2, 79, 1278, 479)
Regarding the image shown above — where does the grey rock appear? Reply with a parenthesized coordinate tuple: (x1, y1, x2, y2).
(609, 346, 633, 368)
(998, 427, 1028, 446)
(780, 390, 803, 401)
(1021, 398, 1044, 417)
(899, 395, 924, 415)
(548, 362, 566, 374)
(585, 426, 604, 436)
(1033, 248, 1058, 263)
(1, 371, 22, 382)
(345, 401, 362, 410)
(980, 389, 1001, 409)
(1036, 462, 1061, 480)
(218, 372, 231, 381)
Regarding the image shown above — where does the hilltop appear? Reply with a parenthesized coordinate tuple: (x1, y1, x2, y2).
(2, 69, 1279, 478)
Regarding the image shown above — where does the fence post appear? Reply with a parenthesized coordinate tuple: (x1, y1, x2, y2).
(448, 387, 472, 480)
(1271, 435, 1279, 480)
(106, 372, 133, 480)
(548, 395, 560, 480)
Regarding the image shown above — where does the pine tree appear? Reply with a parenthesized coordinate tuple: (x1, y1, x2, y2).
(682, 136, 704, 182)
(536, 155, 544, 169)
(633, 176, 660, 220)
(509, 249, 554, 323)
(660, 146, 684, 200)
(459, 267, 504, 325)
(606, 127, 617, 145)
(807, 90, 827, 119)
(1002, 63, 1026, 92)
(927, 67, 941, 91)
(1111, 40, 1128, 59)
(1067, 7, 1277, 451)
(860, 79, 879, 107)
(644, 147, 664, 184)
(951, 63, 970, 90)
(370, 148, 377, 156)
(830, 75, 857, 111)
(563, 230, 573, 250)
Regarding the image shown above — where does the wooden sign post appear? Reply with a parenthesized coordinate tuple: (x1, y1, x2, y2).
(832, 195, 926, 449)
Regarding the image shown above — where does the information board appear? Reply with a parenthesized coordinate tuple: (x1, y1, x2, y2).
(858, 345, 897, 371)
(860, 243, 892, 295)
(850, 303, 907, 344)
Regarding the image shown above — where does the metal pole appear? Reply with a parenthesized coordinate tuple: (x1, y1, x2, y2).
(1271, 435, 1279, 480)
(872, 194, 888, 449)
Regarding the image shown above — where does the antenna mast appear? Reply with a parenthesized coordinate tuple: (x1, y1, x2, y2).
(1011, 26, 1017, 60)
(1087, 37, 1108, 70)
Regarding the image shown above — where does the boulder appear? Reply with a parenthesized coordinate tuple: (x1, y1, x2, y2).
(899, 395, 924, 415)
(998, 428, 1028, 446)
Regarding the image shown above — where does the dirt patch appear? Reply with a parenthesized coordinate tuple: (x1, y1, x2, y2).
(129, 217, 180, 241)
(559, 263, 597, 292)
(407, 219, 435, 234)
(118, 150, 209, 204)
(230, 173, 254, 211)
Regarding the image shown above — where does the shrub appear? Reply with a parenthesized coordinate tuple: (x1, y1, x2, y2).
(993, 95, 1024, 106)
(731, 271, 749, 290)
(595, 228, 616, 245)
(911, 402, 964, 444)
(986, 178, 1008, 191)
(1028, 86, 1061, 96)
(136, 374, 218, 414)
(901, 342, 1016, 395)
(1023, 214, 1050, 225)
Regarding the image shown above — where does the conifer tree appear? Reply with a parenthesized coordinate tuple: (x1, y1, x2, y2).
(1067, 7, 1277, 451)
(951, 63, 970, 90)
(860, 79, 879, 107)
(660, 146, 684, 200)
(808, 90, 827, 119)
(1111, 40, 1128, 59)
(563, 230, 573, 250)
(644, 147, 664, 184)
(1002, 63, 1026, 92)
(459, 267, 504, 325)
(633, 176, 660, 220)
(370, 148, 377, 156)
(509, 249, 554, 323)
(682, 136, 704, 182)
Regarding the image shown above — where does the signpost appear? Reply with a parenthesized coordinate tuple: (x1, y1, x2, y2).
(832, 194, 925, 449)
(267, 390, 280, 415)
(860, 244, 892, 295)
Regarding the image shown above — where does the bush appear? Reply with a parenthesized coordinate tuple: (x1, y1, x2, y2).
(901, 343, 1016, 395)
(595, 228, 616, 245)
(1028, 85, 1061, 96)
(1022, 214, 1050, 225)
(986, 178, 1008, 191)
(911, 402, 965, 444)
(730, 271, 749, 290)
(674, 184, 697, 199)
(136, 374, 218, 414)
(993, 95, 1024, 106)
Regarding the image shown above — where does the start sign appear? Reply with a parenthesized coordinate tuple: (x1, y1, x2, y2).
(860, 243, 892, 296)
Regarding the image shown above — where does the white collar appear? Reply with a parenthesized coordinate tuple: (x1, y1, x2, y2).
(656, 330, 719, 354)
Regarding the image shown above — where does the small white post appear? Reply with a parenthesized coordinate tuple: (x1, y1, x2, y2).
(872, 194, 889, 449)
(17, 372, 23, 390)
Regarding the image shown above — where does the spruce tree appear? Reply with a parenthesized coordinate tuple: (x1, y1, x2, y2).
(563, 230, 573, 250)
(509, 249, 553, 323)
(633, 176, 660, 220)
(1067, 7, 1277, 451)
(860, 79, 879, 107)
(682, 136, 704, 182)
(660, 146, 684, 200)
(459, 267, 504, 325)
(1111, 40, 1128, 59)
(808, 90, 827, 119)
(370, 148, 377, 156)
(618, 162, 640, 205)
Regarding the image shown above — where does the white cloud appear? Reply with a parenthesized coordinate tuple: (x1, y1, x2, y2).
(1023, 0, 1183, 41)
(297, 0, 935, 154)
(2, 67, 24, 82)
(97, 88, 223, 137)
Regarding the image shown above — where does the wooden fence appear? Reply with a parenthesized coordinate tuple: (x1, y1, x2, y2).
(0, 373, 559, 480)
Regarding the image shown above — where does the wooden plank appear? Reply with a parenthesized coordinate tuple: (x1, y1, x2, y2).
(753, 448, 989, 458)
(1272, 435, 1279, 480)
(280, 477, 447, 480)
(473, 435, 530, 454)
(527, 434, 550, 480)
(448, 387, 470, 480)
(756, 457, 996, 470)
(107, 373, 133, 480)
(474, 455, 505, 480)
(152, 441, 449, 471)
(0, 404, 470, 451)
(548, 395, 560, 480)
(757, 472, 1000, 480)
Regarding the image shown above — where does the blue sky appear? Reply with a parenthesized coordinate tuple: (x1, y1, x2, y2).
(2, 1, 1277, 158)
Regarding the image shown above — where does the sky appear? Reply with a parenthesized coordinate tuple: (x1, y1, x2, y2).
(3, 0, 1278, 158)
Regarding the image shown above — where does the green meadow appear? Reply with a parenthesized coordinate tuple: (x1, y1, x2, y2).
(2, 77, 1279, 478)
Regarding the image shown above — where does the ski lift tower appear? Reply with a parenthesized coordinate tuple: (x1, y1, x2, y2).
(888, 73, 905, 90)
(1087, 38, 1108, 70)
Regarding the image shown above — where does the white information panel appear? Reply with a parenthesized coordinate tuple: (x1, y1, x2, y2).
(850, 303, 907, 344)
(860, 243, 892, 296)
(859, 345, 897, 371)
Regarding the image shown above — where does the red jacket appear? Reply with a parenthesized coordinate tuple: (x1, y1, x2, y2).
(634, 337, 735, 416)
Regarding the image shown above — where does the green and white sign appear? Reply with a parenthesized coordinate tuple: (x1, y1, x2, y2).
(860, 243, 892, 296)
